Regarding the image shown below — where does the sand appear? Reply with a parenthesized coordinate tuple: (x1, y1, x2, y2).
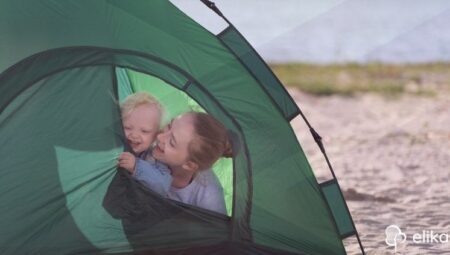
(288, 89, 450, 255)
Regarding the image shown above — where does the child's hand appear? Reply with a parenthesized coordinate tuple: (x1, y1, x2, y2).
(118, 152, 136, 174)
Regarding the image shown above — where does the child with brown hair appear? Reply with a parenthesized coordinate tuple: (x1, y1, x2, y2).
(152, 112, 231, 214)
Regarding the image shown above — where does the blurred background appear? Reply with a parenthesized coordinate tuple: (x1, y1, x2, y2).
(172, 1, 450, 254)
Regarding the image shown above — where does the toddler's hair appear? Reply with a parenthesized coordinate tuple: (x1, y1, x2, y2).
(120, 92, 163, 119)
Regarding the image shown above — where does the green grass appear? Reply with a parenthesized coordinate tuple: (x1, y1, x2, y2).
(270, 63, 450, 96)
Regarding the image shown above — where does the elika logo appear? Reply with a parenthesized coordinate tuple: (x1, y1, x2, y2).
(385, 225, 406, 253)
(385, 225, 449, 253)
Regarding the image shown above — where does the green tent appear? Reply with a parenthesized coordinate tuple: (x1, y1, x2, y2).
(0, 0, 364, 254)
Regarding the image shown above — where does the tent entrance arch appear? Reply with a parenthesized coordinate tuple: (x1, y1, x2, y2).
(1, 46, 246, 216)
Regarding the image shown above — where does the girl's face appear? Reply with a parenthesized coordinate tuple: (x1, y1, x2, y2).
(152, 114, 196, 170)
(122, 105, 160, 155)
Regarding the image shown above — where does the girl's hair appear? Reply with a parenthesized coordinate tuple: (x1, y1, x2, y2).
(187, 112, 232, 170)
(120, 92, 163, 118)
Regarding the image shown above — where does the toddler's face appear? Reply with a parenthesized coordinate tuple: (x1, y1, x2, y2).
(122, 105, 161, 155)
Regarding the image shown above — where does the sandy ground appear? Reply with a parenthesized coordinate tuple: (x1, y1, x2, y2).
(288, 89, 450, 255)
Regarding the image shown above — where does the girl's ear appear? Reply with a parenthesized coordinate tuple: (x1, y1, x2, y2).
(182, 160, 199, 173)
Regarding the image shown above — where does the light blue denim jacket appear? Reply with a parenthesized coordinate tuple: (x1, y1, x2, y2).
(133, 150, 172, 196)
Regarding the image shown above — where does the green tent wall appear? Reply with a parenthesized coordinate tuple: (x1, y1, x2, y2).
(0, 1, 363, 254)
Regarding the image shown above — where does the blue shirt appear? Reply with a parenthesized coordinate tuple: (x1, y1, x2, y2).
(167, 169, 226, 215)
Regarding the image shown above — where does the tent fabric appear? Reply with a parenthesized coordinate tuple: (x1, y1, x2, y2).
(218, 26, 300, 120)
(320, 180, 356, 238)
(0, 0, 357, 254)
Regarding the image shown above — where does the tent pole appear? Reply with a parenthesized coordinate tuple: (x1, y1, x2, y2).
(309, 127, 366, 255)
(319, 140, 366, 255)
(200, 0, 231, 25)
